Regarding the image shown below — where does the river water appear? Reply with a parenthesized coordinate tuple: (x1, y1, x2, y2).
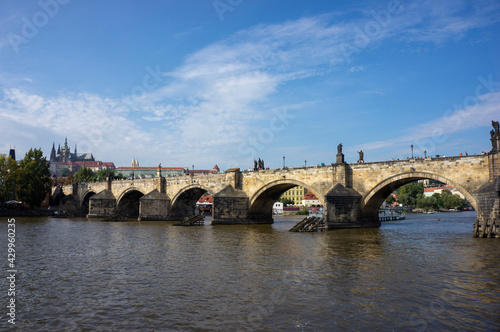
(1, 211, 499, 331)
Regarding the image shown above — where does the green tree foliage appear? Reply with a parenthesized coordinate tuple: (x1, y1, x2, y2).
(396, 182, 424, 209)
(442, 193, 465, 210)
(73, 166, 96, 183)
(63, 174, 74, 186)
(60, 167, 70, 177)
(280, 197, 295, 205)
(0, 154, 19, 206)
(415, 189, 465, 211)
(17, 148, 51, 209)
(95, 169, 123, 182)
(96, 169, 109, 182)
(432, 193, 443, 208)
(385, 195, 395, 205)
(295, 208, 309, 215)
(419, 195, 438, 210)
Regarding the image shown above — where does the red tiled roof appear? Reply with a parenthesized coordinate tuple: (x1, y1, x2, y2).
(303, 191, 318, 200)
(198, 195, 213, 204)
(424, 186, 454, 192)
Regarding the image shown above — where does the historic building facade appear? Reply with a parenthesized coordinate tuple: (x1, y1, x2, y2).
(49, 138, 114, 177)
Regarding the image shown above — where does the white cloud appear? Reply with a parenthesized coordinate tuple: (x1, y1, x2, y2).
(351, 90, 500, 155)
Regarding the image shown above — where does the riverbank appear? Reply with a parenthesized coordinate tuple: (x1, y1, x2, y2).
(0, 208, 58, 217)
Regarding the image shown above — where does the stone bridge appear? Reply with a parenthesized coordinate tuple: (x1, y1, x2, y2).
(52, 147, 499, 229)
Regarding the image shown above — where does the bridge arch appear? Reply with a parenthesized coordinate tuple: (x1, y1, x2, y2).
(81, 190, 97, 213)
(171, 184, 212, 219)
(116, 187, 147, 217)
(248, 179, 325, 222)
(51, 186, 65, 206)
(362, 171, 477, 220)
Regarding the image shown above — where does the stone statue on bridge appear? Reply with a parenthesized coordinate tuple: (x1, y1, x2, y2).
(157, 163, 162, 178)
(336, 143, 344, 164)
(493, 120, 499, 134)
(491, 120, 500, 153)
(358, 150, 364, 163)
(254, 159, 258, 171)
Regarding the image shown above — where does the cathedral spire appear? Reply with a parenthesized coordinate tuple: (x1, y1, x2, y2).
(63, 137, 69, 151)
(74, 144, 77, 155)
(57, 143, 61, 155)
(50, 142, 56, 162)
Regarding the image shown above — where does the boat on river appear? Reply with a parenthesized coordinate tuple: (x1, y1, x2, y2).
(379, 210, 405, 221)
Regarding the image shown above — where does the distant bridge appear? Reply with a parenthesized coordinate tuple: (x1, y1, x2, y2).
(52, 148, 499, 229)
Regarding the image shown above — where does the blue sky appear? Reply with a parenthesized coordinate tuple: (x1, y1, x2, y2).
(0, 0, 499, 170)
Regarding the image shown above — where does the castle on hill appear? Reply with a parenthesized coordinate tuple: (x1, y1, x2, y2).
(49, 137, 95, 164)
(49, 138, 115, 177)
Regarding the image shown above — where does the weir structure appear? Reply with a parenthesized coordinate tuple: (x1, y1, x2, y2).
(52, 122, 500, 229)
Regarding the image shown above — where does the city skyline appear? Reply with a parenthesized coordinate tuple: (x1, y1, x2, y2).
(1, 0, 499, 169)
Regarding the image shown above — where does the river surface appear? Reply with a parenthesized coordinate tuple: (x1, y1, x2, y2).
(1, 211, 499, 331)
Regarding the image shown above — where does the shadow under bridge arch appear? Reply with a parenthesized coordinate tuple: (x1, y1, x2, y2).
(248, 179, 325, 222)
(361, 171, 477, 221)
(171, 184, 211, 220)
(116, 188, 146, 217)
(81, 190, 96, 214)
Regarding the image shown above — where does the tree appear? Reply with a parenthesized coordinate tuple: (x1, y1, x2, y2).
(63, 174, 74, 185)
(0, 154, 19, 206)
(95, 169, 122, 182)
(60, 167, 70, 177)
(418, 195, 438, 210)
(397, 182, 424, 208)
(432, 193, 443, 209)
(398, 182, 424, 198)
(280, 197, 295, 205)
(73, 166, 96, 183)
(17, 148, 51, 209)
(385, 195, 395, 206)
(442, 194, 465, 210)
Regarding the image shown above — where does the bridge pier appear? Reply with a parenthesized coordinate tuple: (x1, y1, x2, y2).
(139, 189, 171, 221)
(86, 190, 117, 218)
(475, 177, 500, 224)
(324, 184, 380, 229)
(211, 186, 257, 225)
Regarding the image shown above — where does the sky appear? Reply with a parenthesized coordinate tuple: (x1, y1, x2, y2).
(0, 0, 499, 170)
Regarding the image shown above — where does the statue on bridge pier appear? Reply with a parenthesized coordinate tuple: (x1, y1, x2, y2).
(358, 150, 364, 163)
(255, 158, 264, 170)
(491, 120, 500, 154)
(336, 143, 345, 164)
(157, 163, 162, 178)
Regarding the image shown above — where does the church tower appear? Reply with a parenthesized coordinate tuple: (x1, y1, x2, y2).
(61, 137, 70, 163)
(50, 142, 56, 162)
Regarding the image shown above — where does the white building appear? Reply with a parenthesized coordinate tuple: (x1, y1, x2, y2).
(302, 191, 322, 207)
(423, 186, 465, 199)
